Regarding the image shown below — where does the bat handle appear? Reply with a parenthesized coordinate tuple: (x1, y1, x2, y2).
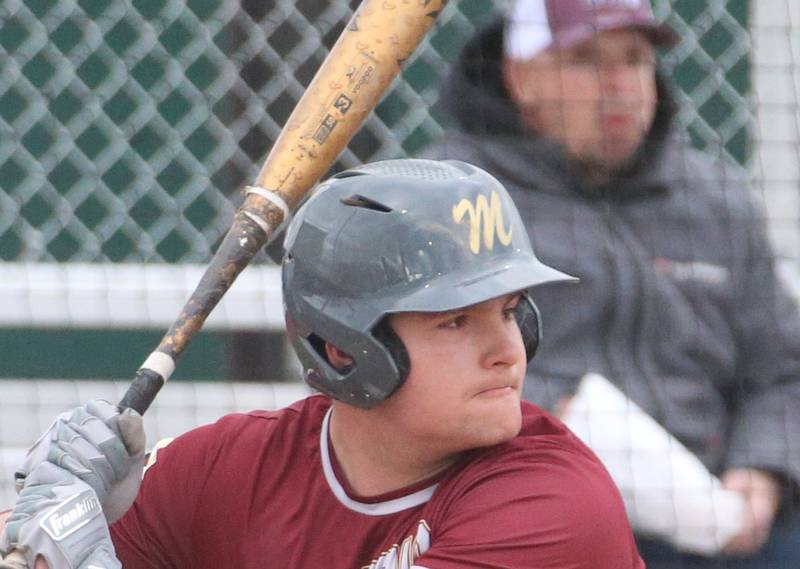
(118, 367, 166, 415)
(116, 200, 280, 417)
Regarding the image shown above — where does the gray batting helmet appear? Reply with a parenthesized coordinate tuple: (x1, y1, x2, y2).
(282, 159, 575, 408)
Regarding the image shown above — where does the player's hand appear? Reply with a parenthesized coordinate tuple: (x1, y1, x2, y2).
(15, 400, 146, 523)
(1, 511, 49, 569)
(0, 462, 121, 569)
(721, 468, 782, 556)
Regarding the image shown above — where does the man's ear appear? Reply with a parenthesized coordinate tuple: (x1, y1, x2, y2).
(325, 343, 354, 372)
(502, 57, 529, 107)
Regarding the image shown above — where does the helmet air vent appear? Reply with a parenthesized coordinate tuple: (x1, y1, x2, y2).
(340, 194, 393, 213)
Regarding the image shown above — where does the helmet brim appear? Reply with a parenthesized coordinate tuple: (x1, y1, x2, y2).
(388, 256, 577, 314)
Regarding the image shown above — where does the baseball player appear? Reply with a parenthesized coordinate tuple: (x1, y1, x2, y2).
(1, 159, 643, 568)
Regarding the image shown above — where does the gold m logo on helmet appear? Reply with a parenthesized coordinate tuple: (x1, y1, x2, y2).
(452, 191, 513, 254)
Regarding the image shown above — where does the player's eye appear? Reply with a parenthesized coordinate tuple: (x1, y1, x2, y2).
(502, 295, 521, 320)
(502, 304, 519, 321)
(438, 314, 467, 329)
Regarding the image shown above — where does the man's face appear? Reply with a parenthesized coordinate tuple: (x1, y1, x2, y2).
(375, 293, 527, 454)
(504, 29, 658, 172)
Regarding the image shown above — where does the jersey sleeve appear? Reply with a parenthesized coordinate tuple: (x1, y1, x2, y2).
(110, 422, 223, 569)
(416, 440, 644, 569)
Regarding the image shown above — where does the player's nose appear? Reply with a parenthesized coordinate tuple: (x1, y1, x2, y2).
(480, 317, 523, 369)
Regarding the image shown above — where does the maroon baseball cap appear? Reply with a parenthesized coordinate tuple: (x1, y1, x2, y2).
(504, 0, 677, 60)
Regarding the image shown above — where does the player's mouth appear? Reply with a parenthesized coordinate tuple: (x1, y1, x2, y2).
(474, 382, 518, 399)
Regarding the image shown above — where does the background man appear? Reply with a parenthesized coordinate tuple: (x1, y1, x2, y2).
(0, 159, 642, 569)
(424, 1, 800, 567)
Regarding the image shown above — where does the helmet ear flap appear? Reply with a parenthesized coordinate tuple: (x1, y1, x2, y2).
(371, 318, 411, 389)
(515, 293, 542, 362)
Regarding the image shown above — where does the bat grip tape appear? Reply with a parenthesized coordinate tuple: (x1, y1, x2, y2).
(118, 354, 172, 415)
(243, 186, 292, 239)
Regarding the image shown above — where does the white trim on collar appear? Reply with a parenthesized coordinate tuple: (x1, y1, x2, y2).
(319, 408, 438, 516)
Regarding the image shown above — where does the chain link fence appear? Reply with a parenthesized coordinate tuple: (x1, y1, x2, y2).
(1, 0, 777, 264)
(654, 0, 751, 165)
(0, 0, 495, 263)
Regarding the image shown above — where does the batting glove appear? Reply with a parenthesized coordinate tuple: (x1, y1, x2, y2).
(0, 462, 121, 569)
(16, 400, 145, 524)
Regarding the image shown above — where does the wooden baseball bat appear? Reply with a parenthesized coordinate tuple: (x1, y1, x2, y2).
(118, 0, 448, 415)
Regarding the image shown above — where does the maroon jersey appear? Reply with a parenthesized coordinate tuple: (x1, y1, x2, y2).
(111, 395, 643, 569)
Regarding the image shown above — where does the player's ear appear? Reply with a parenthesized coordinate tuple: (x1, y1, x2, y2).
(325, 342, 354, 372)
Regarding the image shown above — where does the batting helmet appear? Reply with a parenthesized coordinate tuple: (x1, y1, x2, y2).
(282, 159, 575, 408)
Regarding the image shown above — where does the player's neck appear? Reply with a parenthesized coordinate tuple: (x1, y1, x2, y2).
(328, 403, 457, 497)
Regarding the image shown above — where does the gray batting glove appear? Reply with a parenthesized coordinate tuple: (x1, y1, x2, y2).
(0, 462, 121, 569)
(16, 400, 145, 523)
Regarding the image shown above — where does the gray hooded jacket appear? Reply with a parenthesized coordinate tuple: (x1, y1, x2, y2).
(425, 19, 800, 499)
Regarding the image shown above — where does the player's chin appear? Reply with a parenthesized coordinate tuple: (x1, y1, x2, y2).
(471, 396, 523, 444)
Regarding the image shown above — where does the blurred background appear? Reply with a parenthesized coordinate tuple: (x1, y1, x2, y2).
(0, 0, 798, 499)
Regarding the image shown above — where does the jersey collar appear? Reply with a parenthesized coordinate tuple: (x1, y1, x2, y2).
(319, 407, 439, 516)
